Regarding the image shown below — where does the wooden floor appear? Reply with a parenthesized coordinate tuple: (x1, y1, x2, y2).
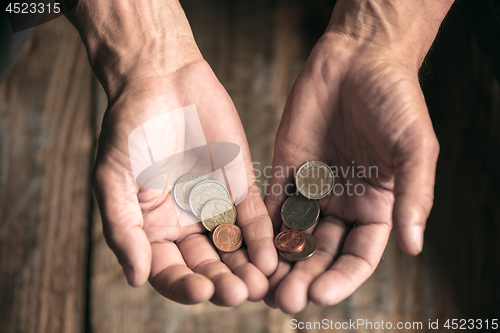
(0, 1, 499, 332)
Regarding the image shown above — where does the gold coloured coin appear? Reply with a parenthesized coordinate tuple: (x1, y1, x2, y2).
(295, 161, 334, 200)
(281, 193, 320, 231)
(279, 233, 317, 262)
(201, 198, 236, 232)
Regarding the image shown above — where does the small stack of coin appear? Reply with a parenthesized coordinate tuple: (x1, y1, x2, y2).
(274, 230, 305, 253)
(174, 173, 242, 252)
(275, 160, 334, 262)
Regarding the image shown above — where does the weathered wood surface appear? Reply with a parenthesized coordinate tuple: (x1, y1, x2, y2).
(0, 1, 498, 332)
(0, 17, 92, 333)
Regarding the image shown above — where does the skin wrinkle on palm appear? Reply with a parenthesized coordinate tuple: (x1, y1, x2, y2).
(263, 0, 452, 312)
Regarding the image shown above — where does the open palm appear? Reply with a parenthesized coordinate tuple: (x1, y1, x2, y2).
(265, 35, 439, 313)
(93, 60, 277, 306)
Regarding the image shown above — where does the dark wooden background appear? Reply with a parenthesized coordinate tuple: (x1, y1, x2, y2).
(0, 1, 499, 332)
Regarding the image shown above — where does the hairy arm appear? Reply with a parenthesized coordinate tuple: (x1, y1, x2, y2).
(66, 0, 202, 100)
(329, 0, 455, 68)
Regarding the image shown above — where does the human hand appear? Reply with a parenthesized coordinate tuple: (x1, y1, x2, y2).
(68, 0, 277, 306)
(264, 0, 454, 313)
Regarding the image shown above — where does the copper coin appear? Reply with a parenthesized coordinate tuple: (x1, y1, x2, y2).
(212, 224, 243, 252)
(279, 233, 317, 262)
(274, 230, 306, 253)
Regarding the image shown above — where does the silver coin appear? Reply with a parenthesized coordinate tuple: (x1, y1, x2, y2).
(189, 180, 231, 219)
(173, 173, 207, 212)
(201, 198, 236, 232)
(281, 193, 320, 230)
(295, 161, 334, 200)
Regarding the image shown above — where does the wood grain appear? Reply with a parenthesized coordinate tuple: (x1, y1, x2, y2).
(0, 17, 92, 333)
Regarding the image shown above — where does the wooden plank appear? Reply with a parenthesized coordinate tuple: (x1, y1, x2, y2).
(0, 17, 92, 333)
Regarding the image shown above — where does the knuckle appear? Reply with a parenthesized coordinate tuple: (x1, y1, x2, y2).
(92, 162, 107, 188)
(428, 135, 440, 160)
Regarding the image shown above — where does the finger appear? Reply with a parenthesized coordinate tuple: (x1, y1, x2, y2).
(269, 210, 322, 308)
(392, 124, 439, 255)
(145, 191, 218, 304)
(237, 187, 278, 277)
(264, 154, 296, 233)
(141, 187, 262, 302)
(264, 259, 292, 308)
(176, 233, 248, 306)
(309, 221, 391, 306)
(150, 241, 215, 304)
(220, 249, 269, 302)
(274, 216, 349, 313)
(94, 166, 152, 287)
(263, 154, 323, 309)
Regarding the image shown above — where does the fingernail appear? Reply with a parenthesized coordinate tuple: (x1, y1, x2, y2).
(411, 225, 424, 254)
(122, 263, 135, 285)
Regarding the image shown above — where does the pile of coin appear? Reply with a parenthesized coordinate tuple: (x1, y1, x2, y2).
(275, 161, 334, 262)
(174, 173, 242, 252)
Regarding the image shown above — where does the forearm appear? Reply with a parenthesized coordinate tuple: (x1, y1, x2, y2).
(66, 0, 202, 100)
(326, 0, 455, 69)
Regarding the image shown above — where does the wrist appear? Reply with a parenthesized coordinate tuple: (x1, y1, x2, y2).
(325, 0, 455, 69)
(67, 0, 202, 100)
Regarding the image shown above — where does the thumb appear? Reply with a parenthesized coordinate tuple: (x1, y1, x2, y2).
(392, 125, 440, 255)
(93, 166, 152, 287)
(264, 155, 297, 234)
